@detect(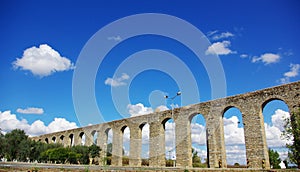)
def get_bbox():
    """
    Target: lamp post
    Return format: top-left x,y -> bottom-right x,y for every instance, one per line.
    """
164,91 -> 181,167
